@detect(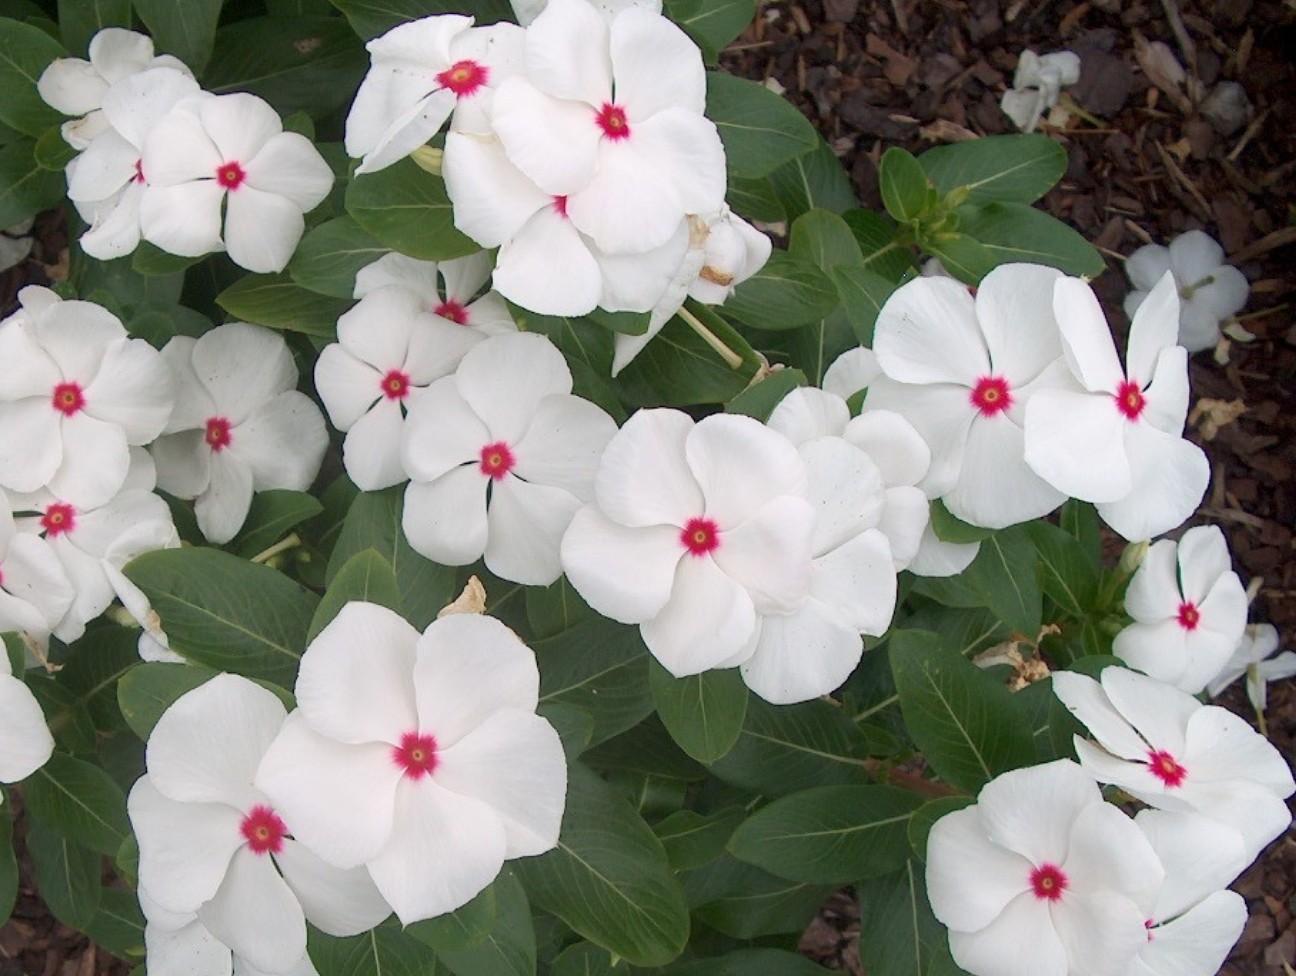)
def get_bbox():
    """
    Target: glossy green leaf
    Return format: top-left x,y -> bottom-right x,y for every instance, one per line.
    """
434,871 -> 535,976
768,139 -> 858,219
346,157 -> 478,261
309,548 -> 402,642
215,272 -> 351,338
889,630 -> 1036,793
1026,521 -> 1100,617
133,0 -> 223,74
789,208 -> 864,272
705,72 -> 818,179
84,887 -> 147,962
963,525 -> 1042,637
123,547 -> 318,686
407,883 -> 496,951
26,822 -> 101,929
919,133 -> 1066,205
906,795 -> 975,862
0,137 -> 64,226
652,806 -> 744,871
724,366 -> 804,422
922,232 -> 997,286
928,499 -> 994,545
309,920 -> 442,976
55,625 -> 140,732
22,751 -> 130,855
833,264 -> 899,347
0,806 -> 15,920
879,147 -> 934,224
535,618 -> 653,747
723,250 -> 838,331
663,948 -> 832,976
613,305 -> 759,408
726,174 -> 786,223
959,201 -> 1105,277
117,662 -> 220,740
856,860 -> 951,976
329,0 -> 513,39
34,123 -> 75,170
131,241 -> 203,276
649,660 -> 747,764
685,855 -> 832,938
233,489 -> 325,560
515,765 -> 689,966
0,17 -> 64,137
288,215 -> 388,298
550,942 -> 620,976
57,0 -> 131,54
842,209 -> 914,281
525,576 -> 594,641
662,0 -> 753,61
